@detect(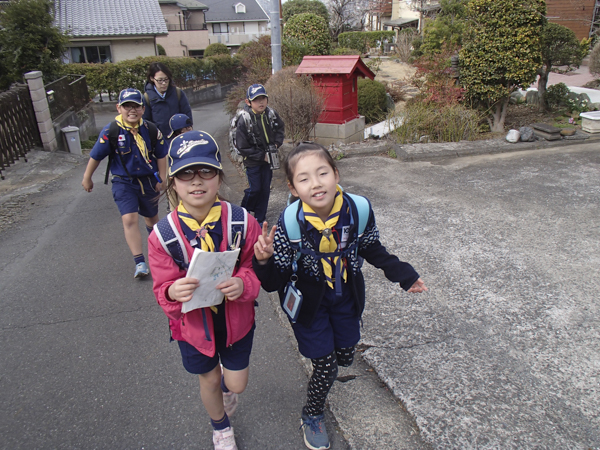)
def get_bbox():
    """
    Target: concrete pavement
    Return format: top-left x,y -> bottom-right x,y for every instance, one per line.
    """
1,105 -> 599,449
